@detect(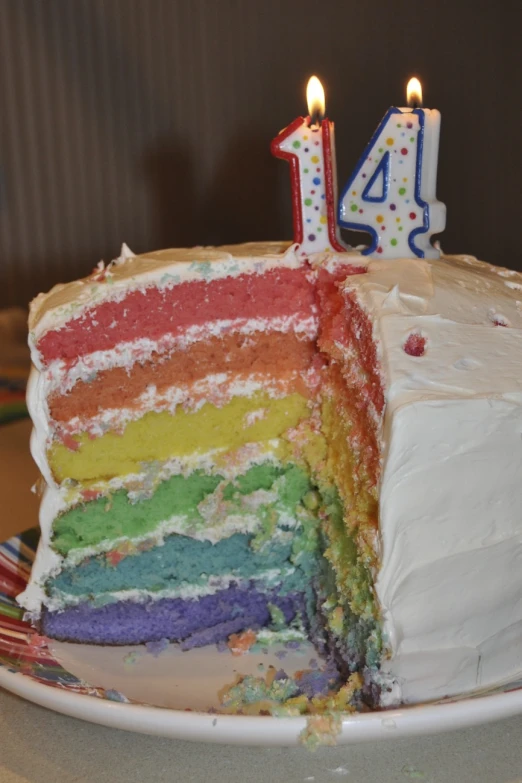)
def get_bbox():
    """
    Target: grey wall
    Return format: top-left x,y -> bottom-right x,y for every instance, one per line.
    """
1,0 -> 521,307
